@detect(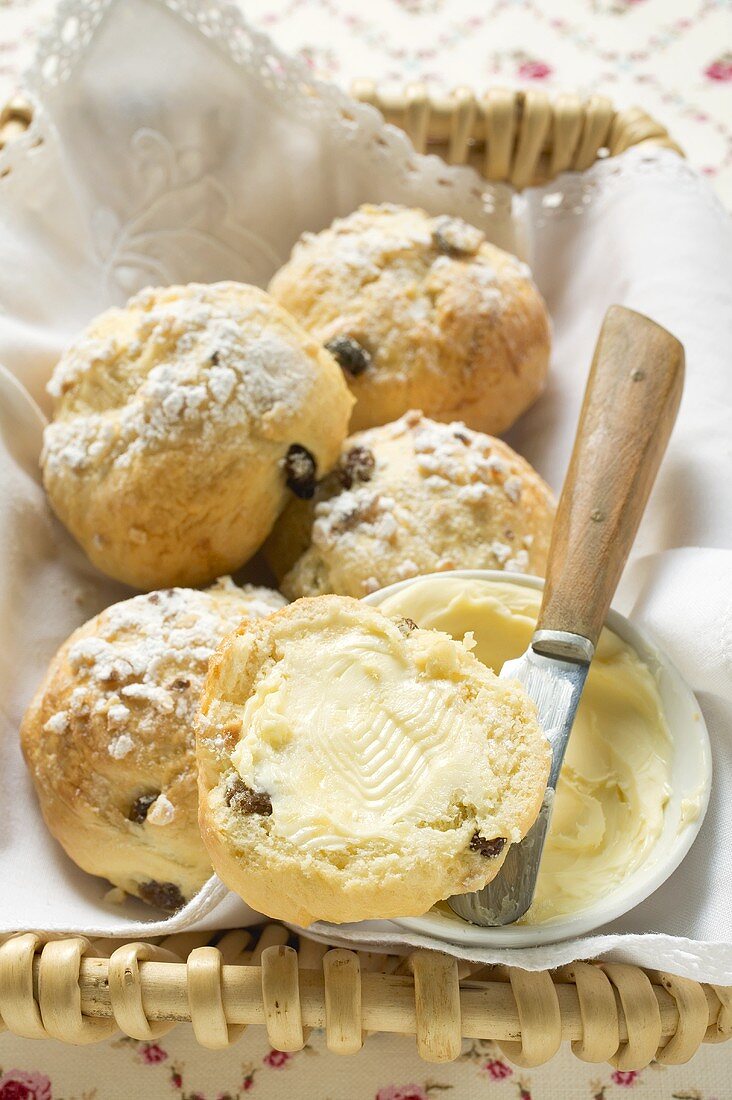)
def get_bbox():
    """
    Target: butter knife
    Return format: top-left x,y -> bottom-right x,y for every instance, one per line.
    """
449,305 -> 684,926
